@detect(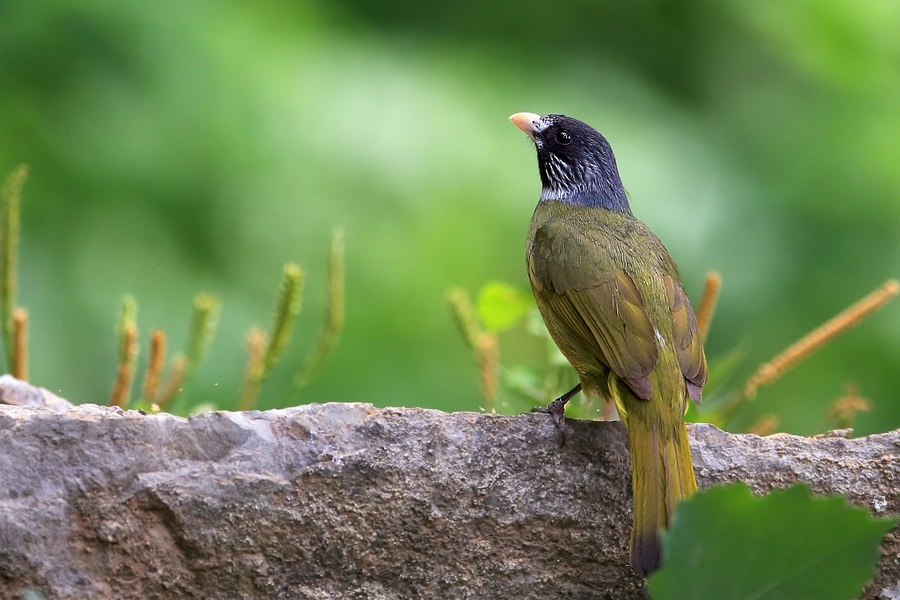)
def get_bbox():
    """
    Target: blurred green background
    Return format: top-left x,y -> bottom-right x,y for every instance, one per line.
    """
1,0 -> 898,434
